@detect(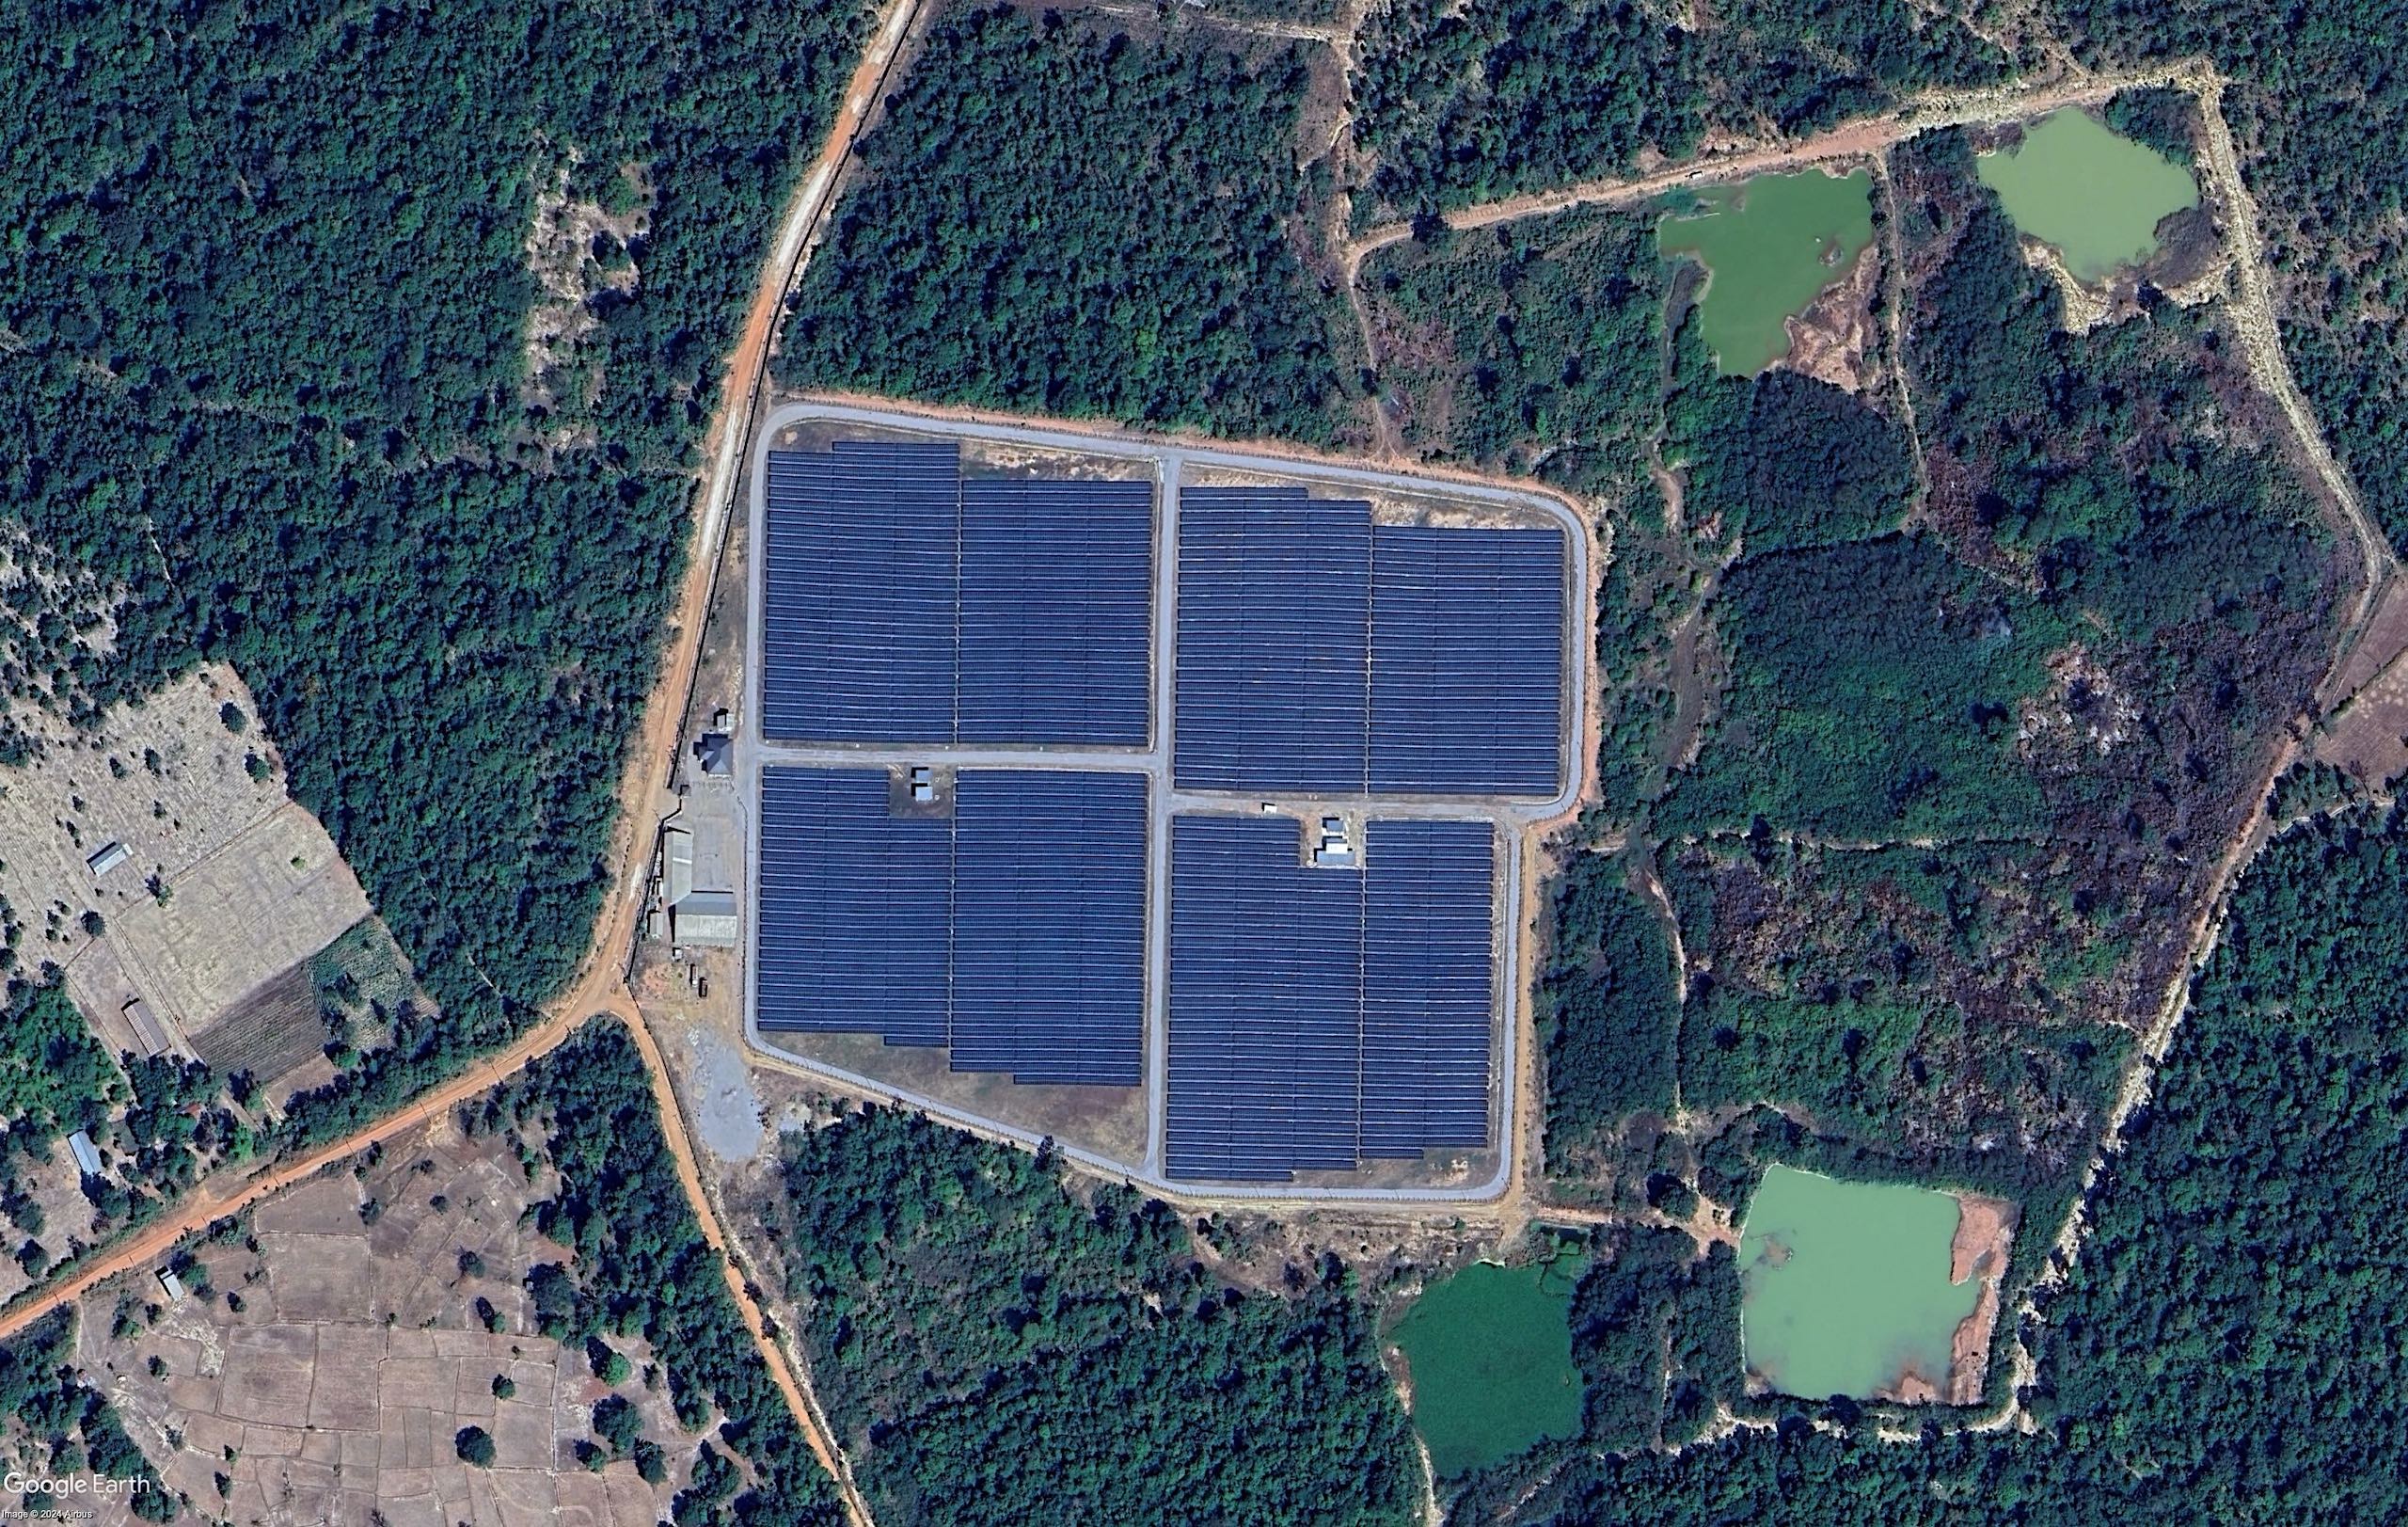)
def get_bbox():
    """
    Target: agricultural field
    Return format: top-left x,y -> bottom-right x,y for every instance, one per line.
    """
0,664 -> 369,1069
0,1022 -> 834,1526
65,1131 -> 687,1527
